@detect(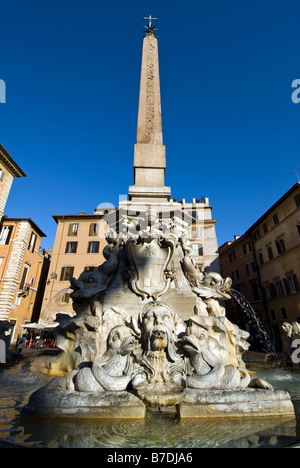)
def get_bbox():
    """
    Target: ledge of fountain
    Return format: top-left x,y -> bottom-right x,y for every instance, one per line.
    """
179,388 -> 296,418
